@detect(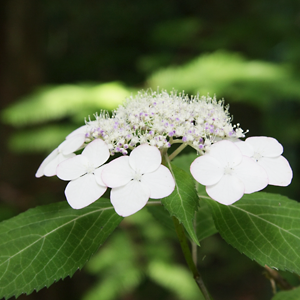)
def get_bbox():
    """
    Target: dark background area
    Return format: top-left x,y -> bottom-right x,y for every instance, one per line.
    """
1,0 -> 300,299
